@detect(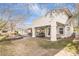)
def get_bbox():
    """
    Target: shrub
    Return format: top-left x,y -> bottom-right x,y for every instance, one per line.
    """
65,41 -> 79,54
0,35 -> 8,41
14,31 -> 19,35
